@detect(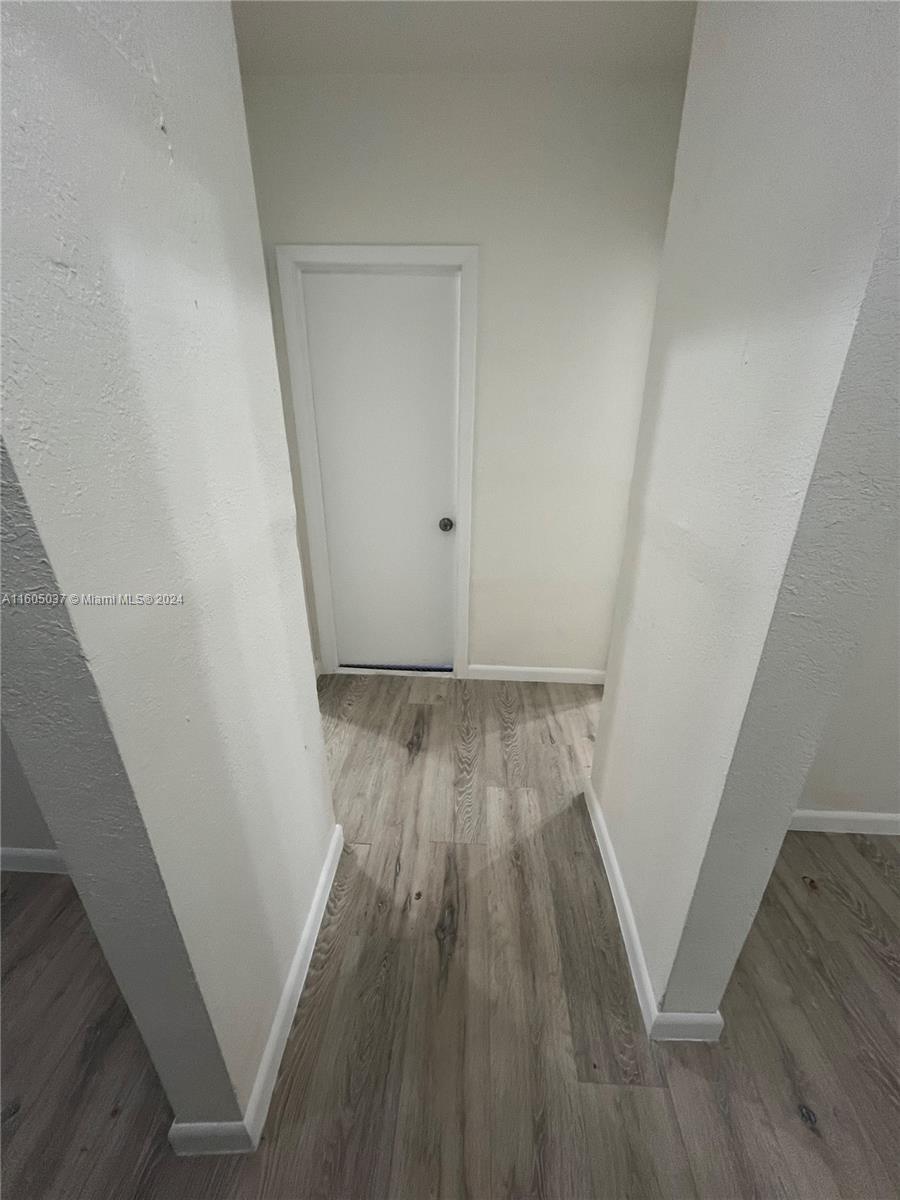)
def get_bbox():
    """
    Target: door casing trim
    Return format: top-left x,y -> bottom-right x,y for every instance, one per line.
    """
276,243 -> 478,677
